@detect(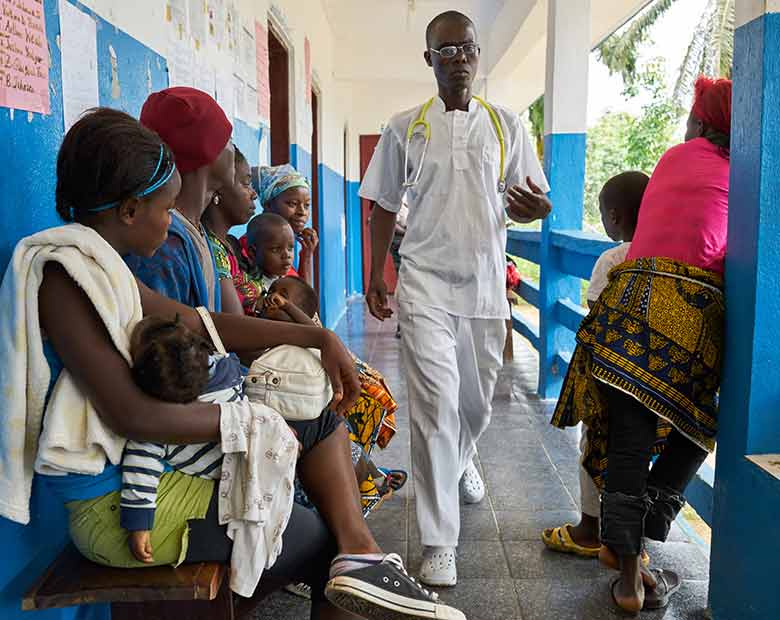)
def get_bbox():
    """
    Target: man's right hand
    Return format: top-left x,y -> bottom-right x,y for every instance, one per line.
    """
366,278 -> 393,321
